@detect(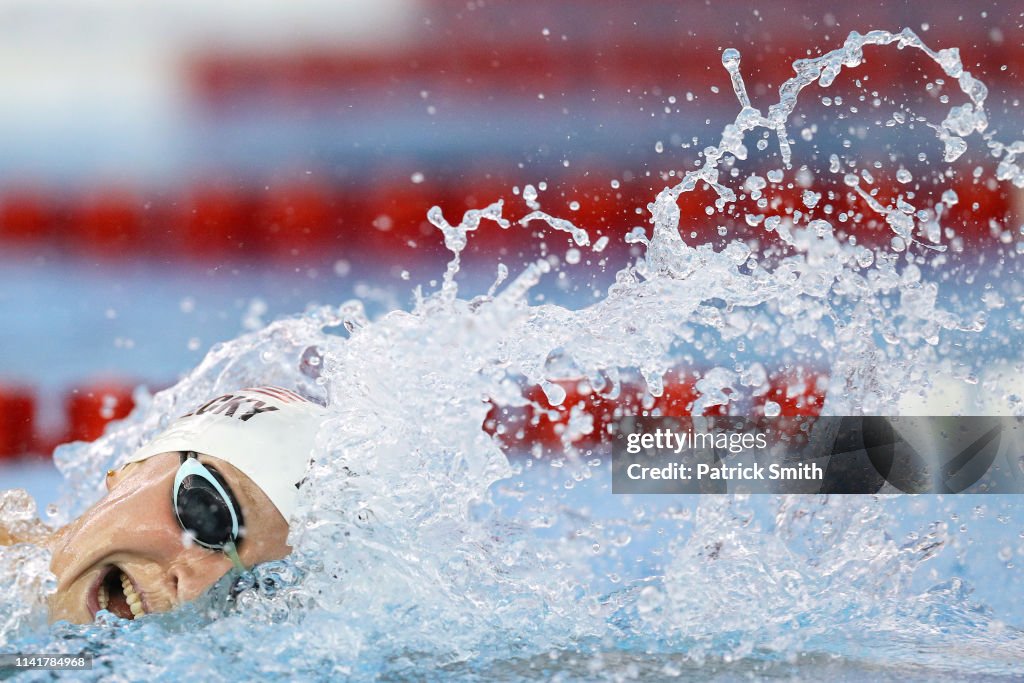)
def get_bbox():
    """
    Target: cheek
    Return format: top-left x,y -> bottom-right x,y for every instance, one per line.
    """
241,521 -> 292,566
73,498 -> 180,555
50,480 -> 181,582
48,513 -> 116,584
46,573 -> 92,625
47,524 -> 78,577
